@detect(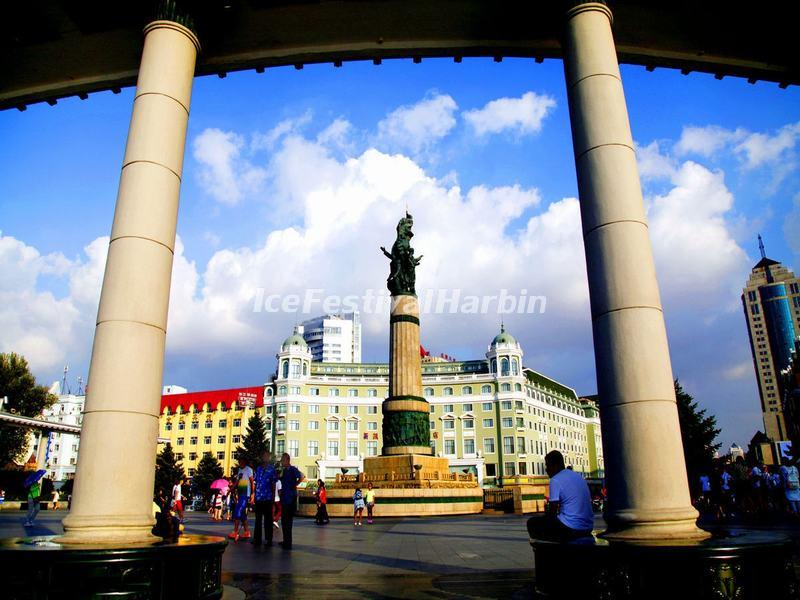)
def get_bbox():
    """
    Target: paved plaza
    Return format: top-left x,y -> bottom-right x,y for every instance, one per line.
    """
0,510 -> 549,598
